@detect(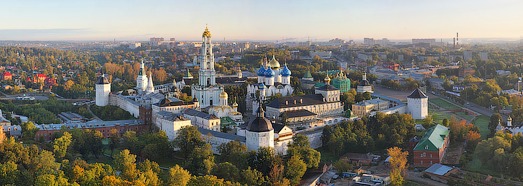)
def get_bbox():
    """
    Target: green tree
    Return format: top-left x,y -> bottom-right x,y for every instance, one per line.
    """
53,132 -> 72,159
21,121 -> 38,140
287,134 -> 321,168
284,155 -> 307,186
217,141 -> 247,168
167,165 -> 191,186
173,126 -> 205,159
489,113 -> 502,137
240,167 -> 265,186
187,143 -> 215,175
212,162 -> 240,182
333,159 -> 352,174
188,175 -> 225,186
